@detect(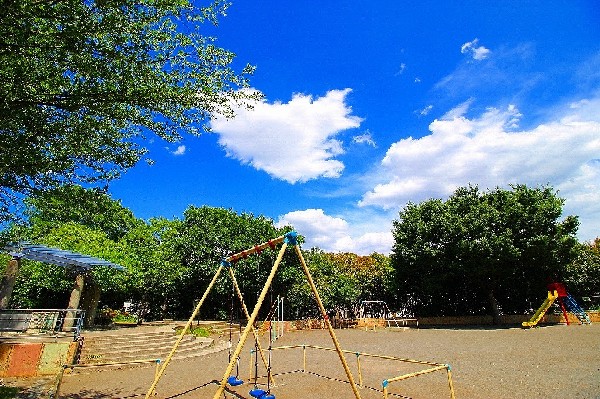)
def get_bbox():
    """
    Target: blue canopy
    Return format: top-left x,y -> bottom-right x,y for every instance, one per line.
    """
4,242 -> 124,271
